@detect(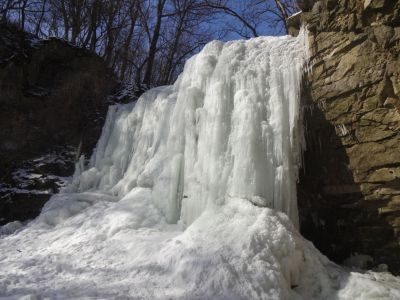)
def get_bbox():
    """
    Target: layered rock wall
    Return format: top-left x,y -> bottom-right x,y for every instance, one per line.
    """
0,23 -> 117,224
0,23 -> 117,169
295,0 -> 400,273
